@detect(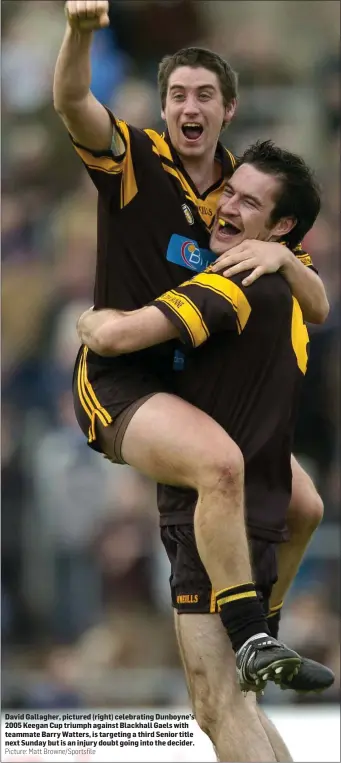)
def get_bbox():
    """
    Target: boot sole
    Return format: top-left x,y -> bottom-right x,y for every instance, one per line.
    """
239,656 -> 301,694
